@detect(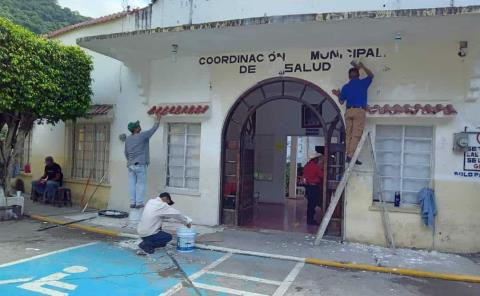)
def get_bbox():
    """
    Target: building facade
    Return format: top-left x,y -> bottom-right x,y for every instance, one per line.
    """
23,1 -> 480,253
